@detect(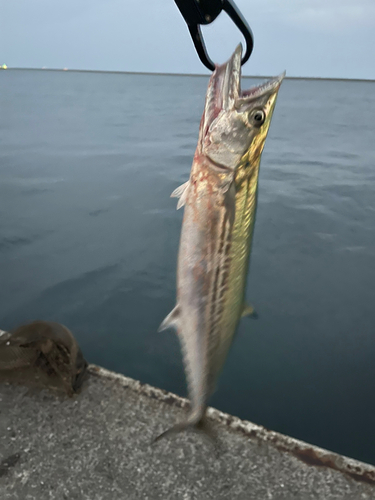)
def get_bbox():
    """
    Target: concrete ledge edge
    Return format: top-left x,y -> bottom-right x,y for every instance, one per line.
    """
88,364 -> 375,485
